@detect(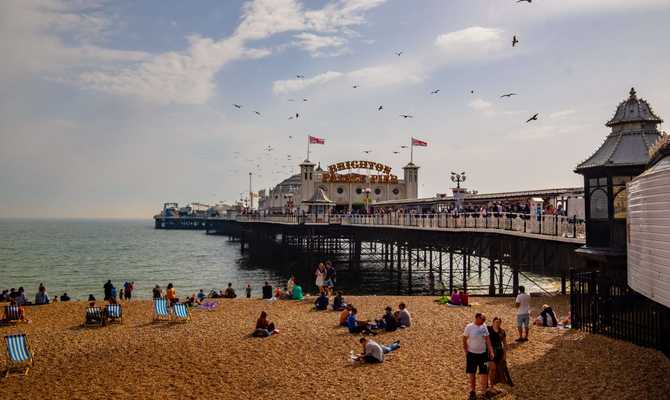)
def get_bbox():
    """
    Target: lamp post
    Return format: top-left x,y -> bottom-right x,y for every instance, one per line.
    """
450,171 -> 466,188
363,187 -> 372,214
